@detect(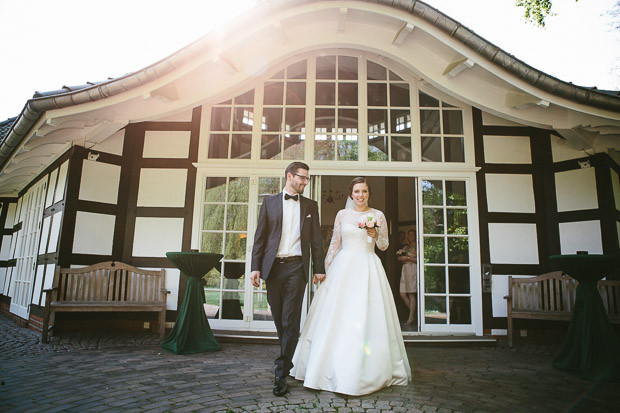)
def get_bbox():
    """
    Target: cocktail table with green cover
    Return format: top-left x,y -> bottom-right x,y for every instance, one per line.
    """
549,254 -> 620,381
162,252 -> 222,354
